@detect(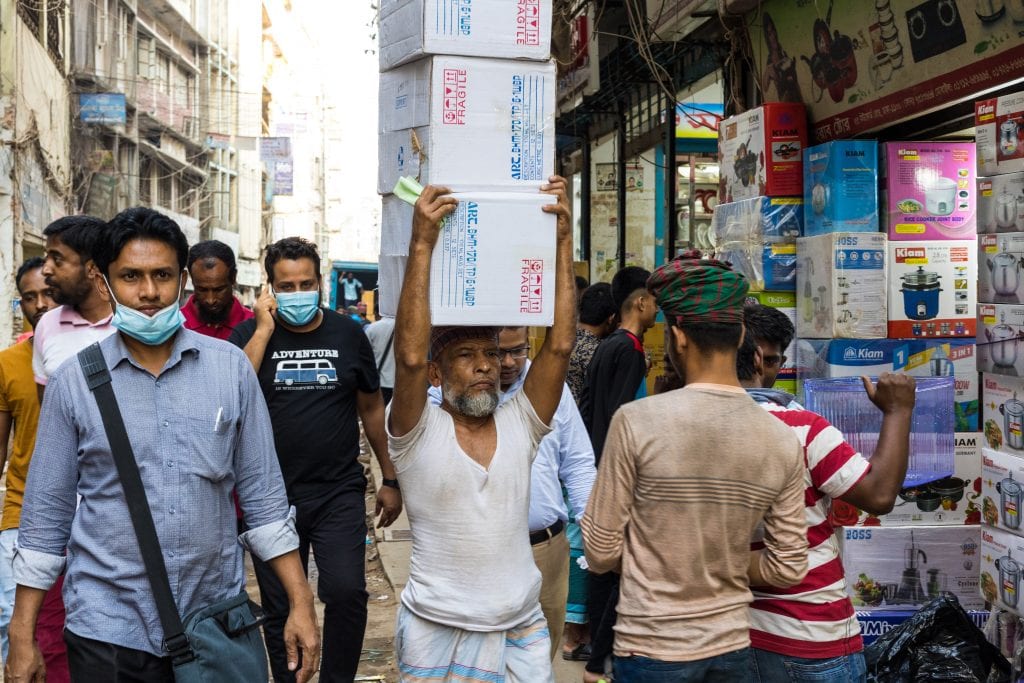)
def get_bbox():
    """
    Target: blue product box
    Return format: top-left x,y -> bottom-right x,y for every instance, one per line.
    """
713,197 -> 802,291
856,610 -> 988,646
804,140 -> 880,235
